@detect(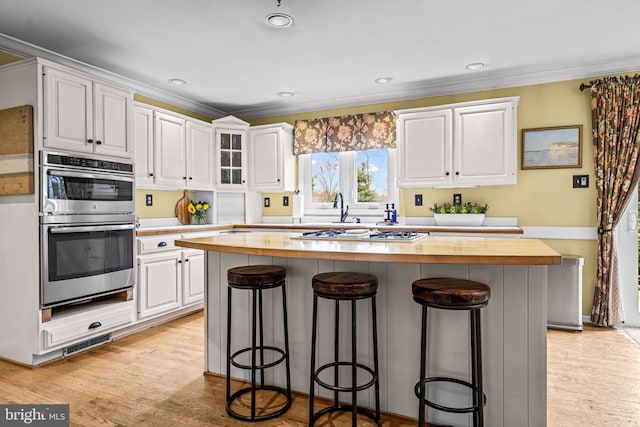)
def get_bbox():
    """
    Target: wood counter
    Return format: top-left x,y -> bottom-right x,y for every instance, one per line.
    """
176,231 -> 558,265
176,232 -> 559,426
